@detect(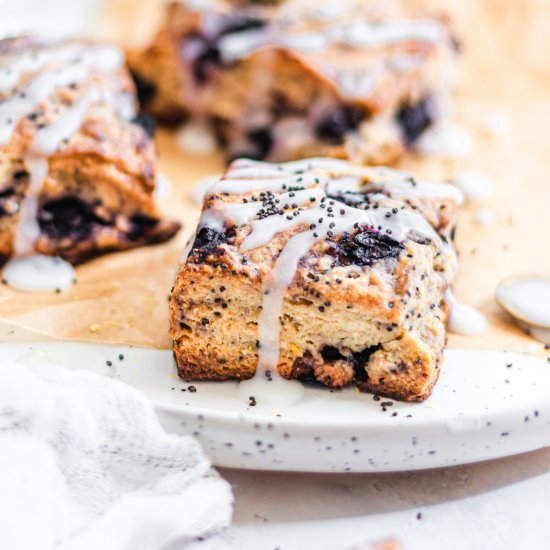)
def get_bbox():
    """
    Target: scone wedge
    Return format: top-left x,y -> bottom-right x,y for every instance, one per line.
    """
0,36 -> 180,265
170,158 -> 462,402
129,0 -> 457,164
